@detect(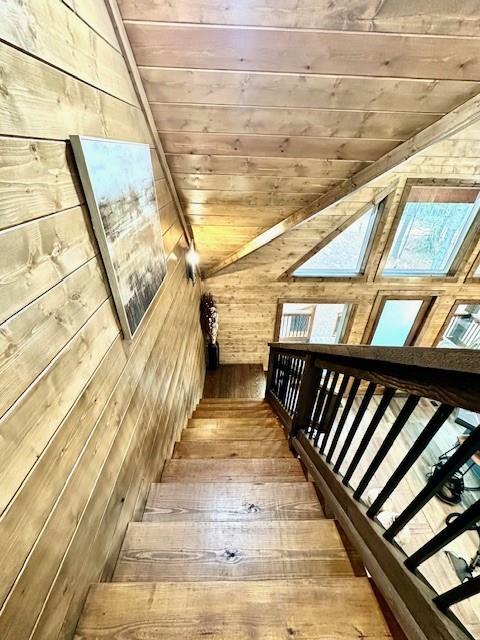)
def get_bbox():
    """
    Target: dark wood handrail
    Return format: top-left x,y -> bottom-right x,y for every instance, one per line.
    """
269,342 -> 480,375
269,342 -> 480,412
266,341 -> 480,640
